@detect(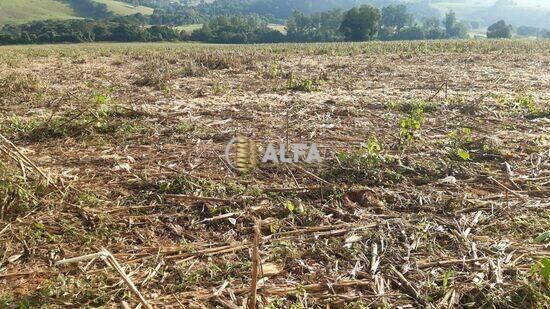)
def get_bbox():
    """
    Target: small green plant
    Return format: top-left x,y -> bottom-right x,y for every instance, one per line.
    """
285,200 -> 295,213
0,293 -> 14,307
399,101 -> 425,143
326,136 -> 388,183
287,74 -> 323,92
510,90 -> 549,119
264,62 -> 282,79
267,297 -> 285,309
0,116 -> 39,137
177,121 -> 196,135
0,163 -> 48,220
337,136 -> 384,167
535,231 -> 550,243
531,258 -> 550,283
513,90 -> 536,112
386,100 -> 398,110
359,136 -> 383,164
442,269 -> 454,290
445,127 -> 473,161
